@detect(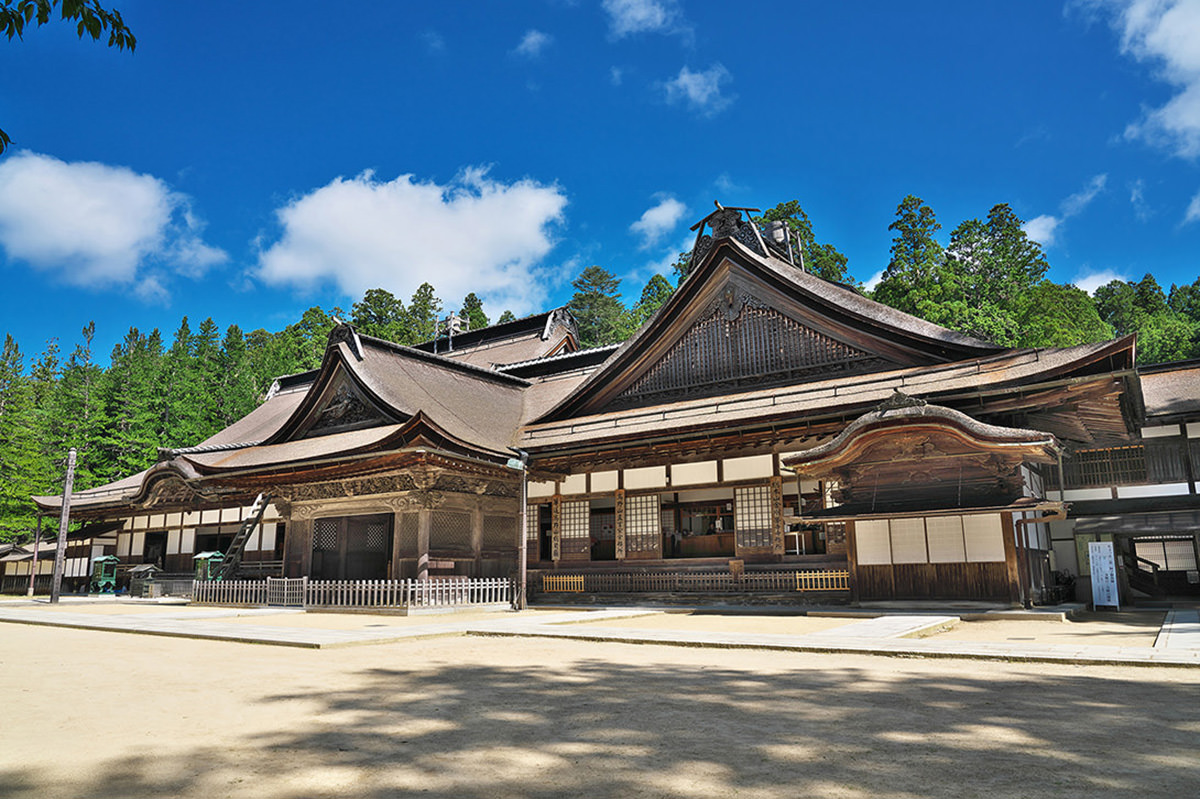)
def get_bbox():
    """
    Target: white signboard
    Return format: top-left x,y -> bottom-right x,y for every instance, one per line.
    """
1089,541 -> 1120,610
